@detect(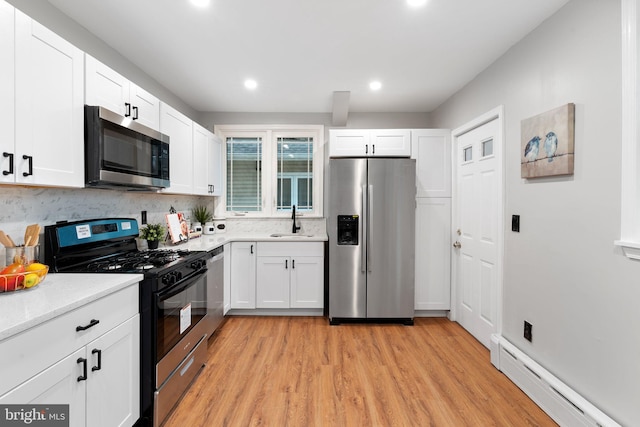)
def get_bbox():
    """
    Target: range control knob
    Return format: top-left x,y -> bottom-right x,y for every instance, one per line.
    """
161,273 -> 175,286
190,259 -> 206,270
